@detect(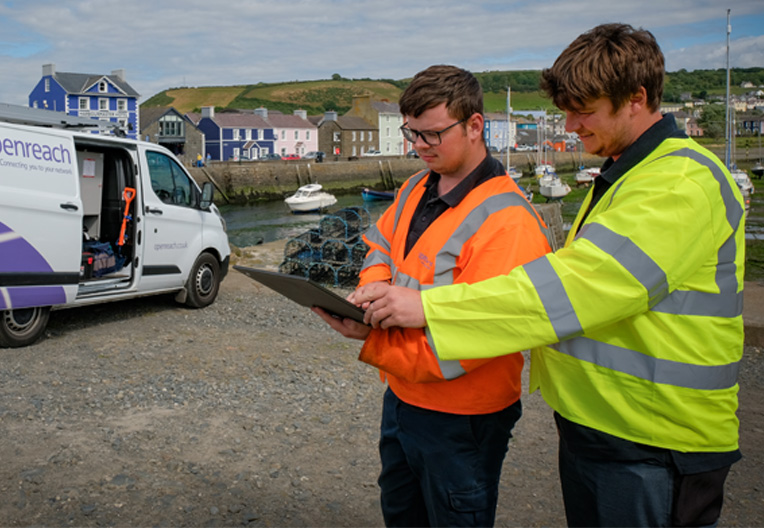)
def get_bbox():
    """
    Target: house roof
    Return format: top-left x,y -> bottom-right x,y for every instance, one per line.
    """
139,107 -> 200,132
371,101 -> 400,114
206,112 -> 271,129
263,111 -> 317,129
334,116 -> 376,130
53,71 -> 139,97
